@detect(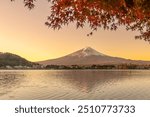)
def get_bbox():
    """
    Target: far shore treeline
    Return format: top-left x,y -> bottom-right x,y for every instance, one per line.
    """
44,64 -> 150,70
1,64 -> 150,70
